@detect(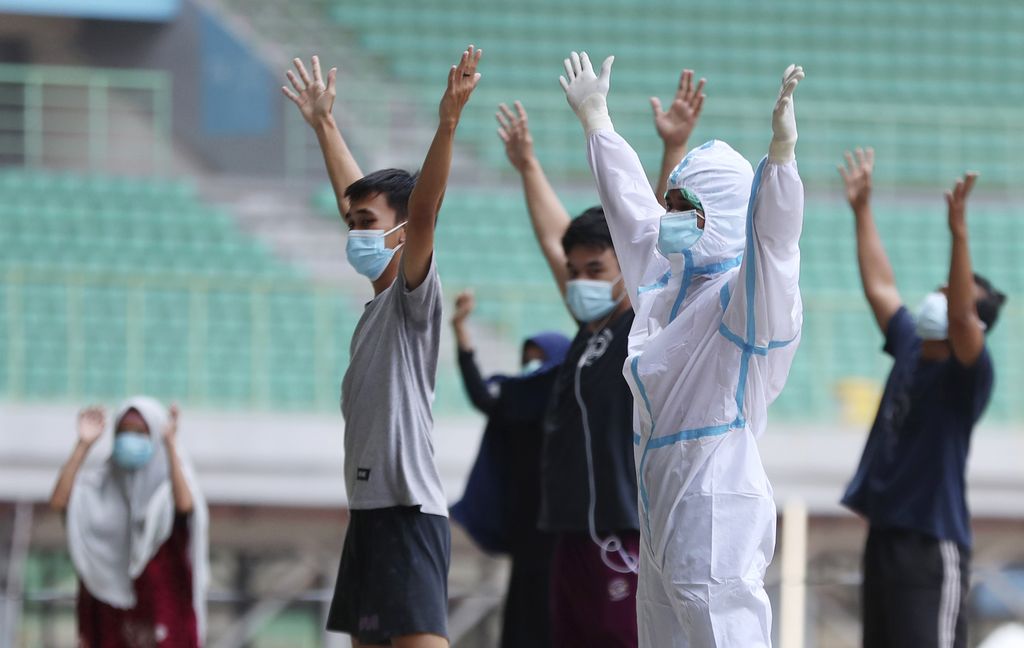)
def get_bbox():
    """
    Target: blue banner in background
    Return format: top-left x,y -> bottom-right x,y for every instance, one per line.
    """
200,11 -> 274,137
0,0 -> 179,21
